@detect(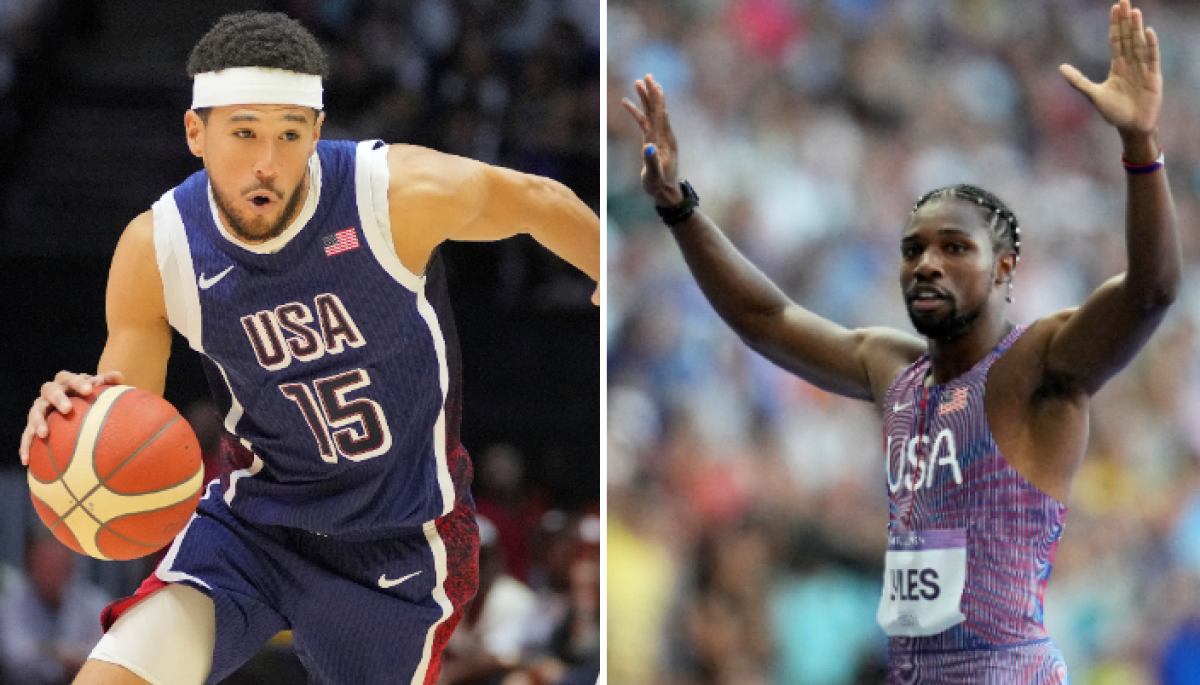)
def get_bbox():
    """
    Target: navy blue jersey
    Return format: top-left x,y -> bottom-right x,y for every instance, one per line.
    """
151,140 -> 472,535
